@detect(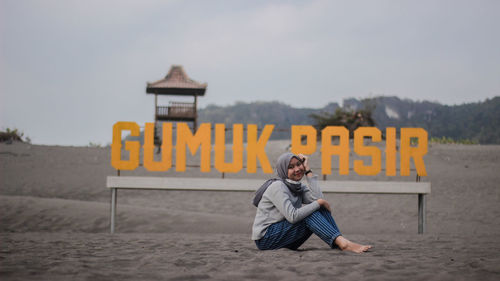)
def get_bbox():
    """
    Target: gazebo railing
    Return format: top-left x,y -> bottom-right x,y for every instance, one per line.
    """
156,102 -> 196,119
